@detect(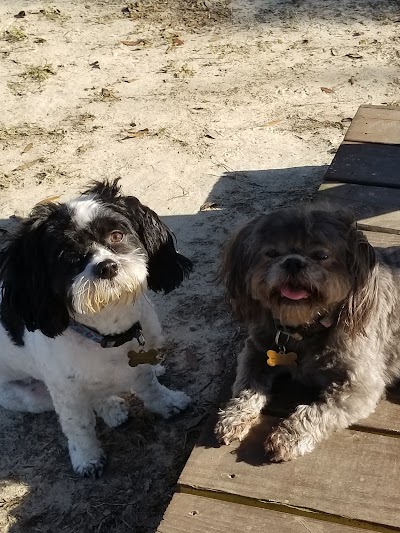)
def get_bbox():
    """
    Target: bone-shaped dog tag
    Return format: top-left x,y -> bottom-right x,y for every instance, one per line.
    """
127,349 -> 160,367
267,349 -> 297,367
